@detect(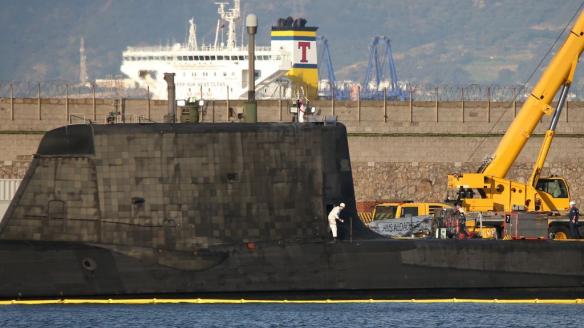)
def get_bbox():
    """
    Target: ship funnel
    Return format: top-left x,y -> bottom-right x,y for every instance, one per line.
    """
163,73 -> 176,123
